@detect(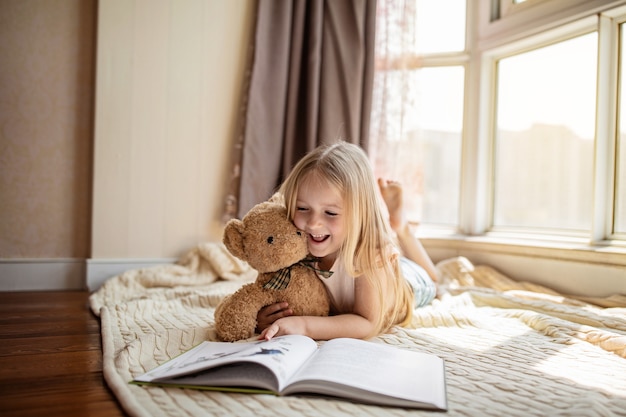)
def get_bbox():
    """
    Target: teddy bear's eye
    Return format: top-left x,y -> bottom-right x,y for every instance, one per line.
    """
296,231 -> 302,236
267,236 -> 274,244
